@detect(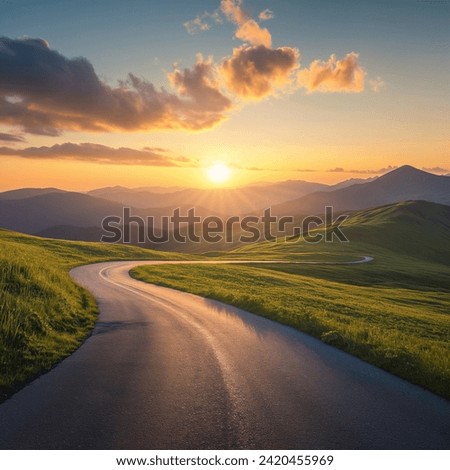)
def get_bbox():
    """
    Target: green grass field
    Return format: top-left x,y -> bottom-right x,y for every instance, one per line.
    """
0,228 -> 186,401
132,201 -> 450,399
1,200 -> 449,401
